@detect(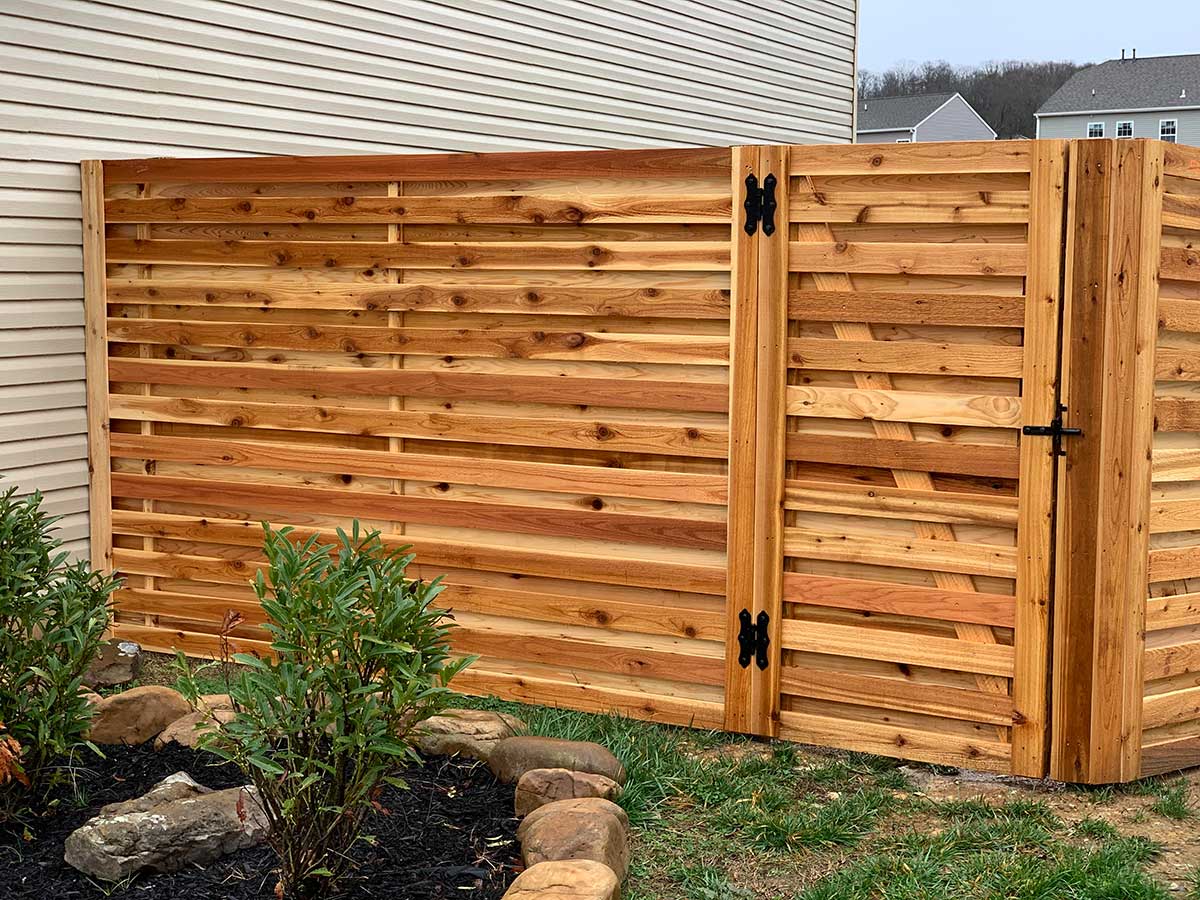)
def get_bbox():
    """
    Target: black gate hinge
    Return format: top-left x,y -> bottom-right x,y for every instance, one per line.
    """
737,608 -> 770,671
743,173 -> 778,237
1022,405 -> 1082,455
